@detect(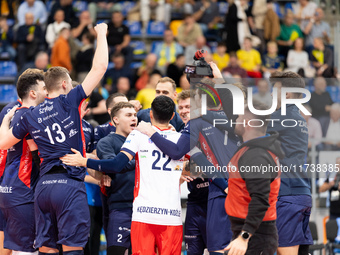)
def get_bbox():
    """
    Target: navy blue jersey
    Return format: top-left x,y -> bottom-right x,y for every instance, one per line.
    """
268,105 -> 311,196
12,85 -> 88,181
96,133 -> 135,210
137,108 -> 185,132
0,100 -> 22,180
93,122 -> 116,150
82,119 -> 94,153
187,178 -> 209,205
0,107 -> 39,208
189,112 -> 241,200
